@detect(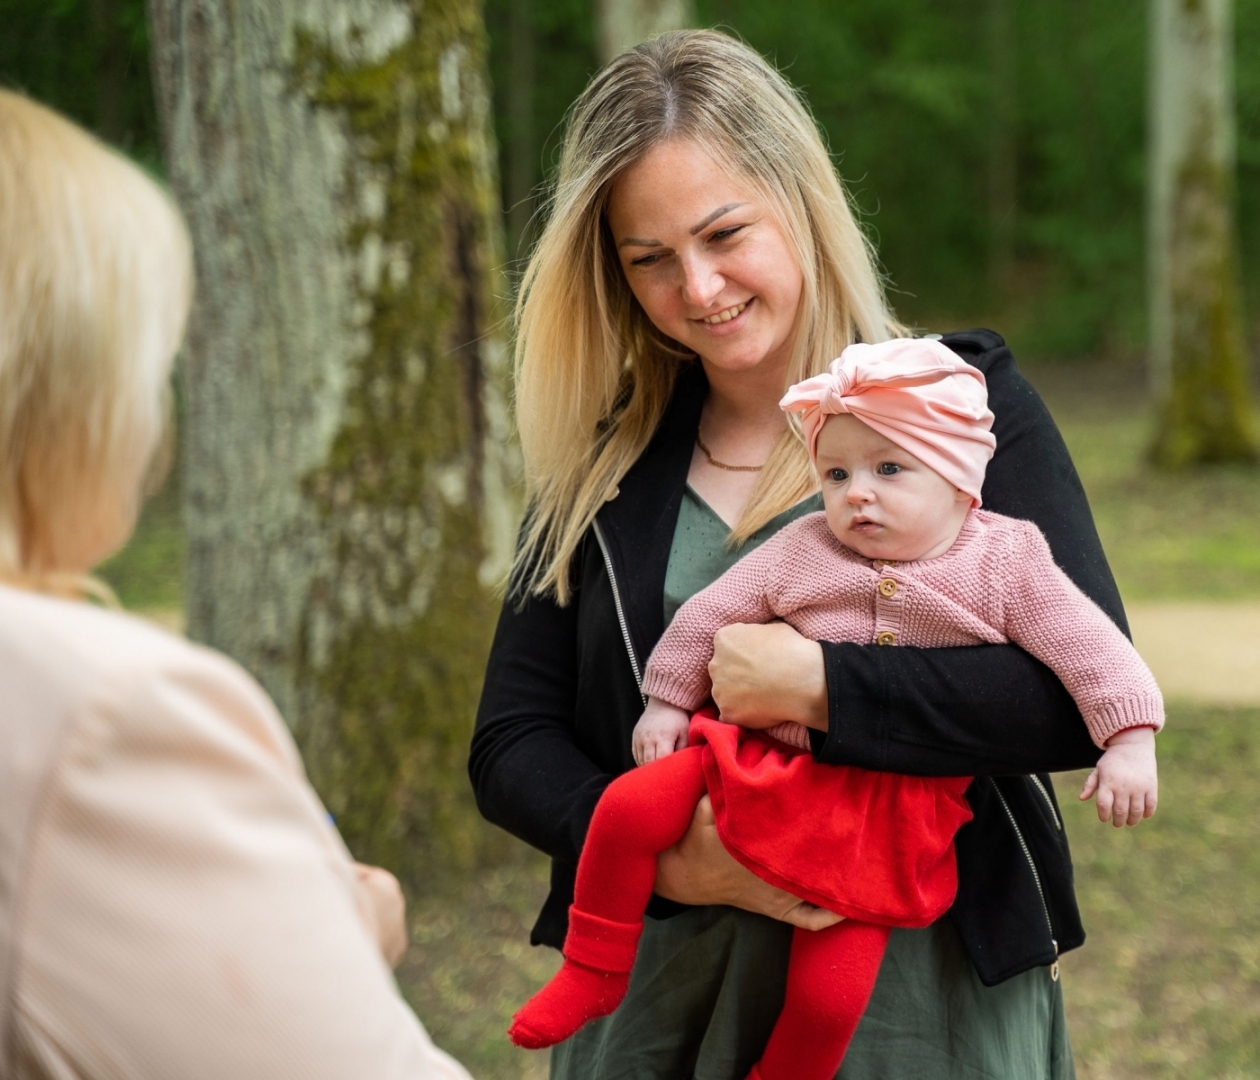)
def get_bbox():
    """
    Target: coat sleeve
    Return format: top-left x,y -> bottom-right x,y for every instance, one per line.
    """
10,648 -> 471,1080
814,331 -> 1123,776
469,557 -> 613,868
